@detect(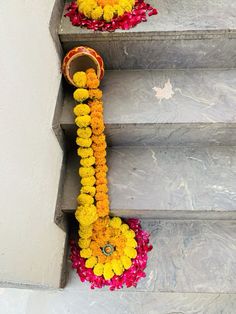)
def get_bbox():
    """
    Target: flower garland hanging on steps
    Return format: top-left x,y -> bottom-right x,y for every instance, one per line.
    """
66,64 -> 152,289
